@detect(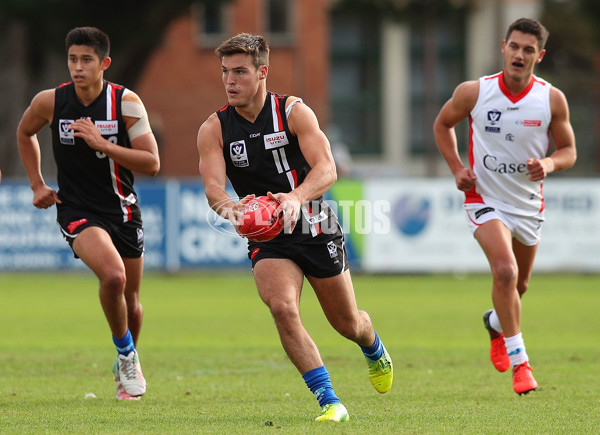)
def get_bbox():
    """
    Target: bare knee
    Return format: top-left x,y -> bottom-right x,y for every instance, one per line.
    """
492,262 -> 518,288
100,270 -> 127,298
267,299 -> 300,327
516,279 -> 529,297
